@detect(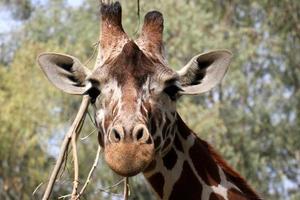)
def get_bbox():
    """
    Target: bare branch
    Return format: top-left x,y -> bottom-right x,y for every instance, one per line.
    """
42,96 -> 90,200
100,178 -> 125,191
87,110 -> 97,127
123,178 -> 129,200
71,132 -> 79,199
58,194 -> 72,199
80,128 -> 97,140
32,182 -> 43,197
75,146 -> 102,199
